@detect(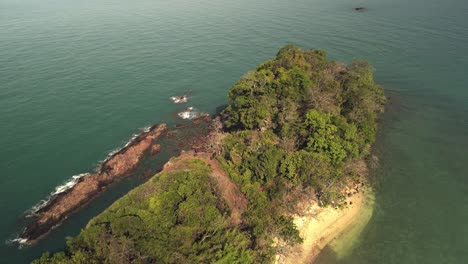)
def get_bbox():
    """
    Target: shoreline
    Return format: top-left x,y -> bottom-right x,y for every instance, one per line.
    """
19,116 -> 215,245
276,189 -> 366,264
20,124 -> 167,244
